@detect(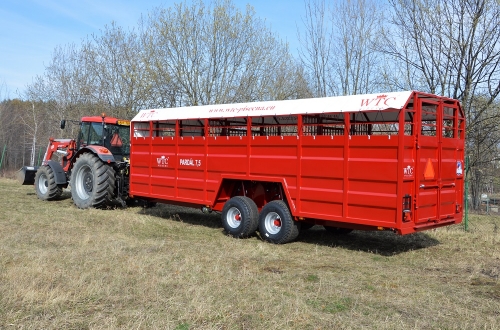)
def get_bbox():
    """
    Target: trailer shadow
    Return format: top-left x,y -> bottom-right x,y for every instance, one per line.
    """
136,203 -> 222,228
138,203 -> 440,257
298,227 -> 441,256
